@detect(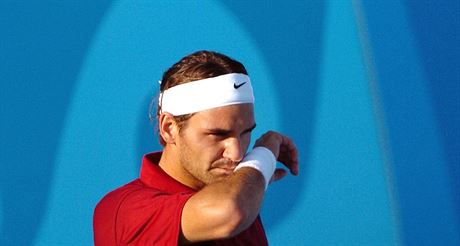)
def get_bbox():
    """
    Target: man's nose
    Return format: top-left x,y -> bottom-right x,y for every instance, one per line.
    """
223,137 -> 244,163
